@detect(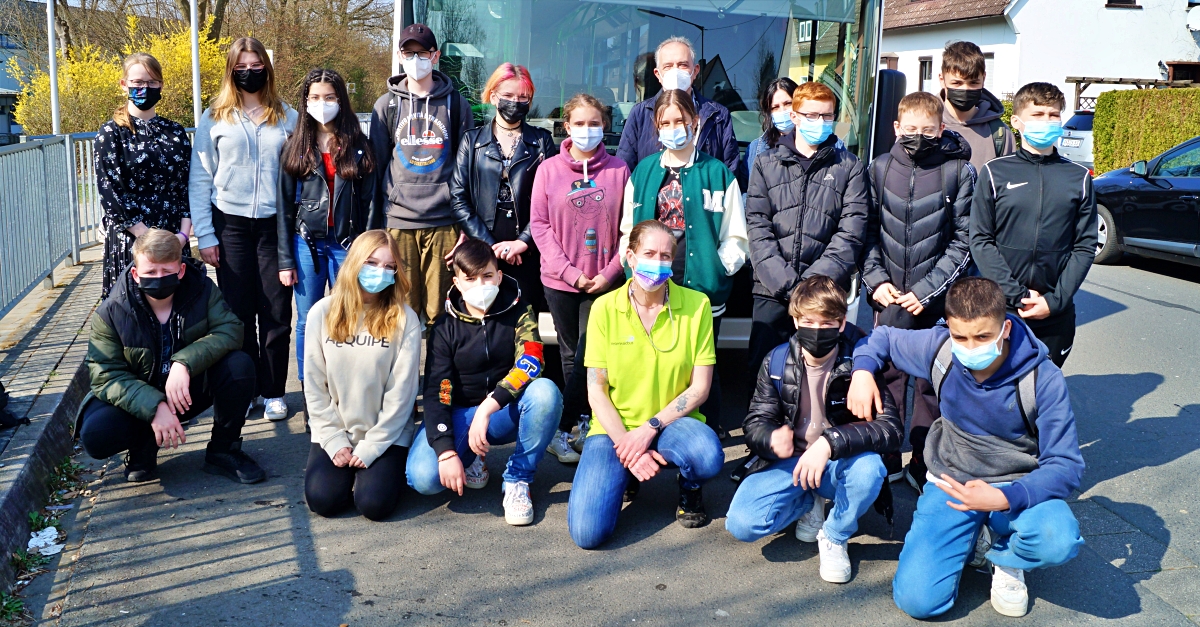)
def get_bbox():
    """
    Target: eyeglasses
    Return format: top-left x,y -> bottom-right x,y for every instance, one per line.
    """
233,63 -> 266,72
307,94 -> 339,104
128,80 -> 163,89
400,51 -> 433,61
795,111 -> 836,122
